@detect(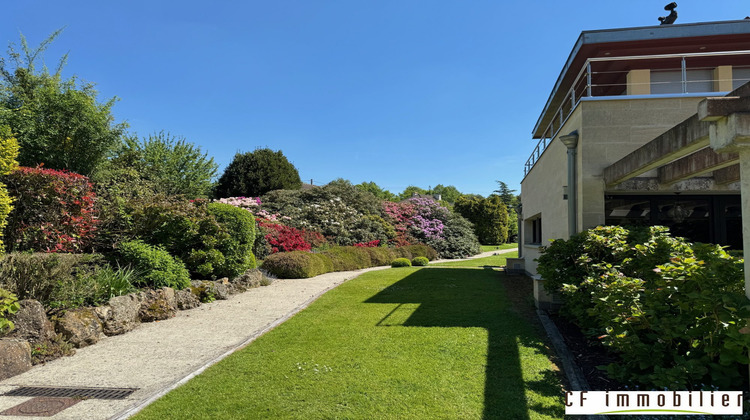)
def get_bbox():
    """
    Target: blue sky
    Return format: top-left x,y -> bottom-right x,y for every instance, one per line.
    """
3,1 -> 749,197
